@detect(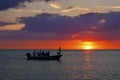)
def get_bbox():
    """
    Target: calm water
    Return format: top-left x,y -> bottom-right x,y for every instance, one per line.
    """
0,50 -> 120,80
